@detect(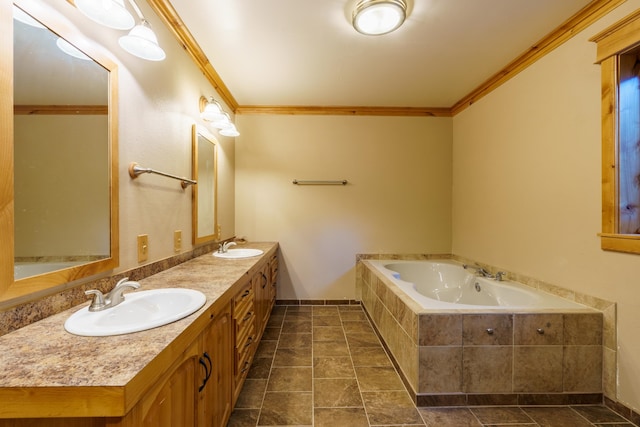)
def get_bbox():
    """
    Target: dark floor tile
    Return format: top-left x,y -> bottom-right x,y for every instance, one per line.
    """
355,366 -> 404,391
313,315 -> 343,326
267,367 -> 312,391
523,407 -> 593,427
254,340 -> 277,359
227,408 -> 260,427
314,378 -> 363,407
350,346 -> 392,367
314,356 -> 355,378
261,327 -> 281,340
470,406 -> 535,424
286,305 -> 312,312
313,306 -> 340,316
266,314 -> 284,328
247,357 -> 272,379
340,311 -> 368,321
313,326 -> 346,342
273,346 -> 312,367
342,321 -> 375,334
572,405 -> 630,424
284,312 -> 312,322
278,332 -> 312,348
258,391 -> 313,426
281,320 -> 312,333
346,330 -> 382,347
362,390 -> 424,425
234,379 -> 267,409
313,340 -> 351,357
419,407 -> 481,427
314,407 -> 369,427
